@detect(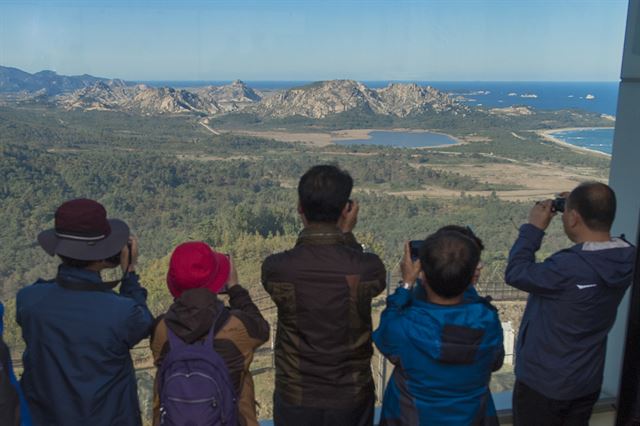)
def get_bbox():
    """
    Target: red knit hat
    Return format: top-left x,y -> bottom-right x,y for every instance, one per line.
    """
167,242 -> 231,298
